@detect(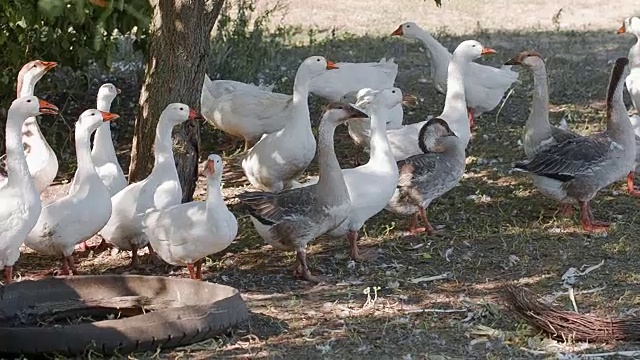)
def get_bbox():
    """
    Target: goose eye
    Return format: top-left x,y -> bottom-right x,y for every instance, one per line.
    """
32,64 -> 37,69
180,107 -> 184,111
472,44 -> 476,47
26,99 -> 31,103
407,25 -> 410,28
392,90 -> 396,94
